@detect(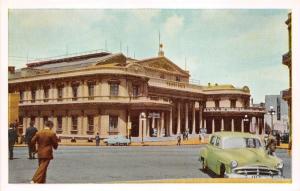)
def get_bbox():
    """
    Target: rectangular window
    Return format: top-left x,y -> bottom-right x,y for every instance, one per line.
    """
230,100 -> 236,108
72,116 -> 78,131
44,87 -> 49,102
19,90 -> 24,103
215,100 -> 220,108
109,115 -> 118,131
31,89 -> 36,103
132,85 -> 139,98
87,115 -> 94,132
110,84 -> 119,96
72,85 -> 78,101
57,116 -> 62,130
88,83 -> 94,100
58,86 -> 63,101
